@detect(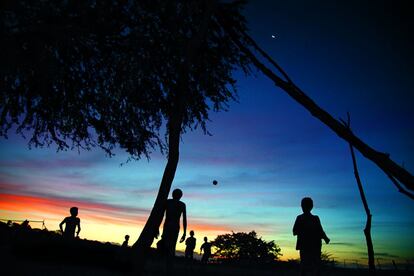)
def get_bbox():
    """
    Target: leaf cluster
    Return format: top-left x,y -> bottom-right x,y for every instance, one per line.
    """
213,231 -> 282,263
0,0 -> 251,158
